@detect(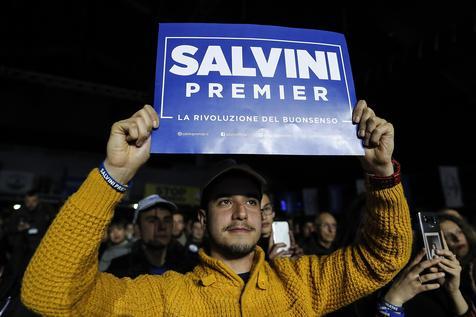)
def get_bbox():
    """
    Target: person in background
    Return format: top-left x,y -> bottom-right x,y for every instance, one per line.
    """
99,218 -> 132,271
257,189 -> 275,257
172,210 -> 187,246
5,190 -> 55,269
106,194 -> 196,278
378,238 -> 476,316
125,222 -> 138,242
297,217 -> 319,255
439,209 -> 476,241
185,219 -> 205,254
314,212 -> 338,255
258,189 -> 303,260
439,214 -> 476,304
